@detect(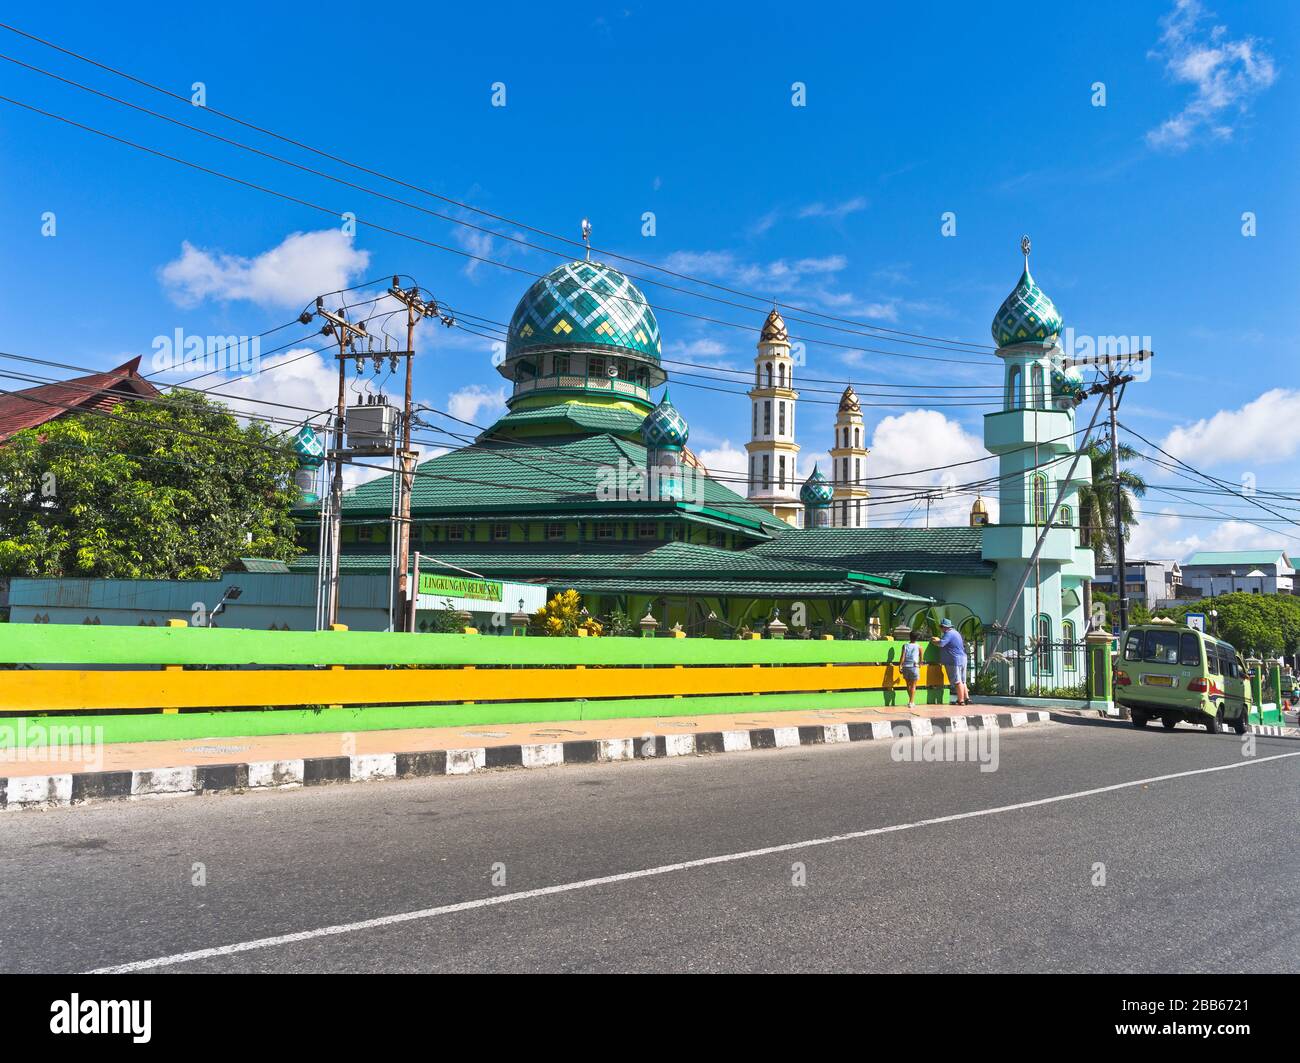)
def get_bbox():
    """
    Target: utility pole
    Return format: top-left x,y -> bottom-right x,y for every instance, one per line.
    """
311,298 -> 370,629
385,279 -> 448,631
